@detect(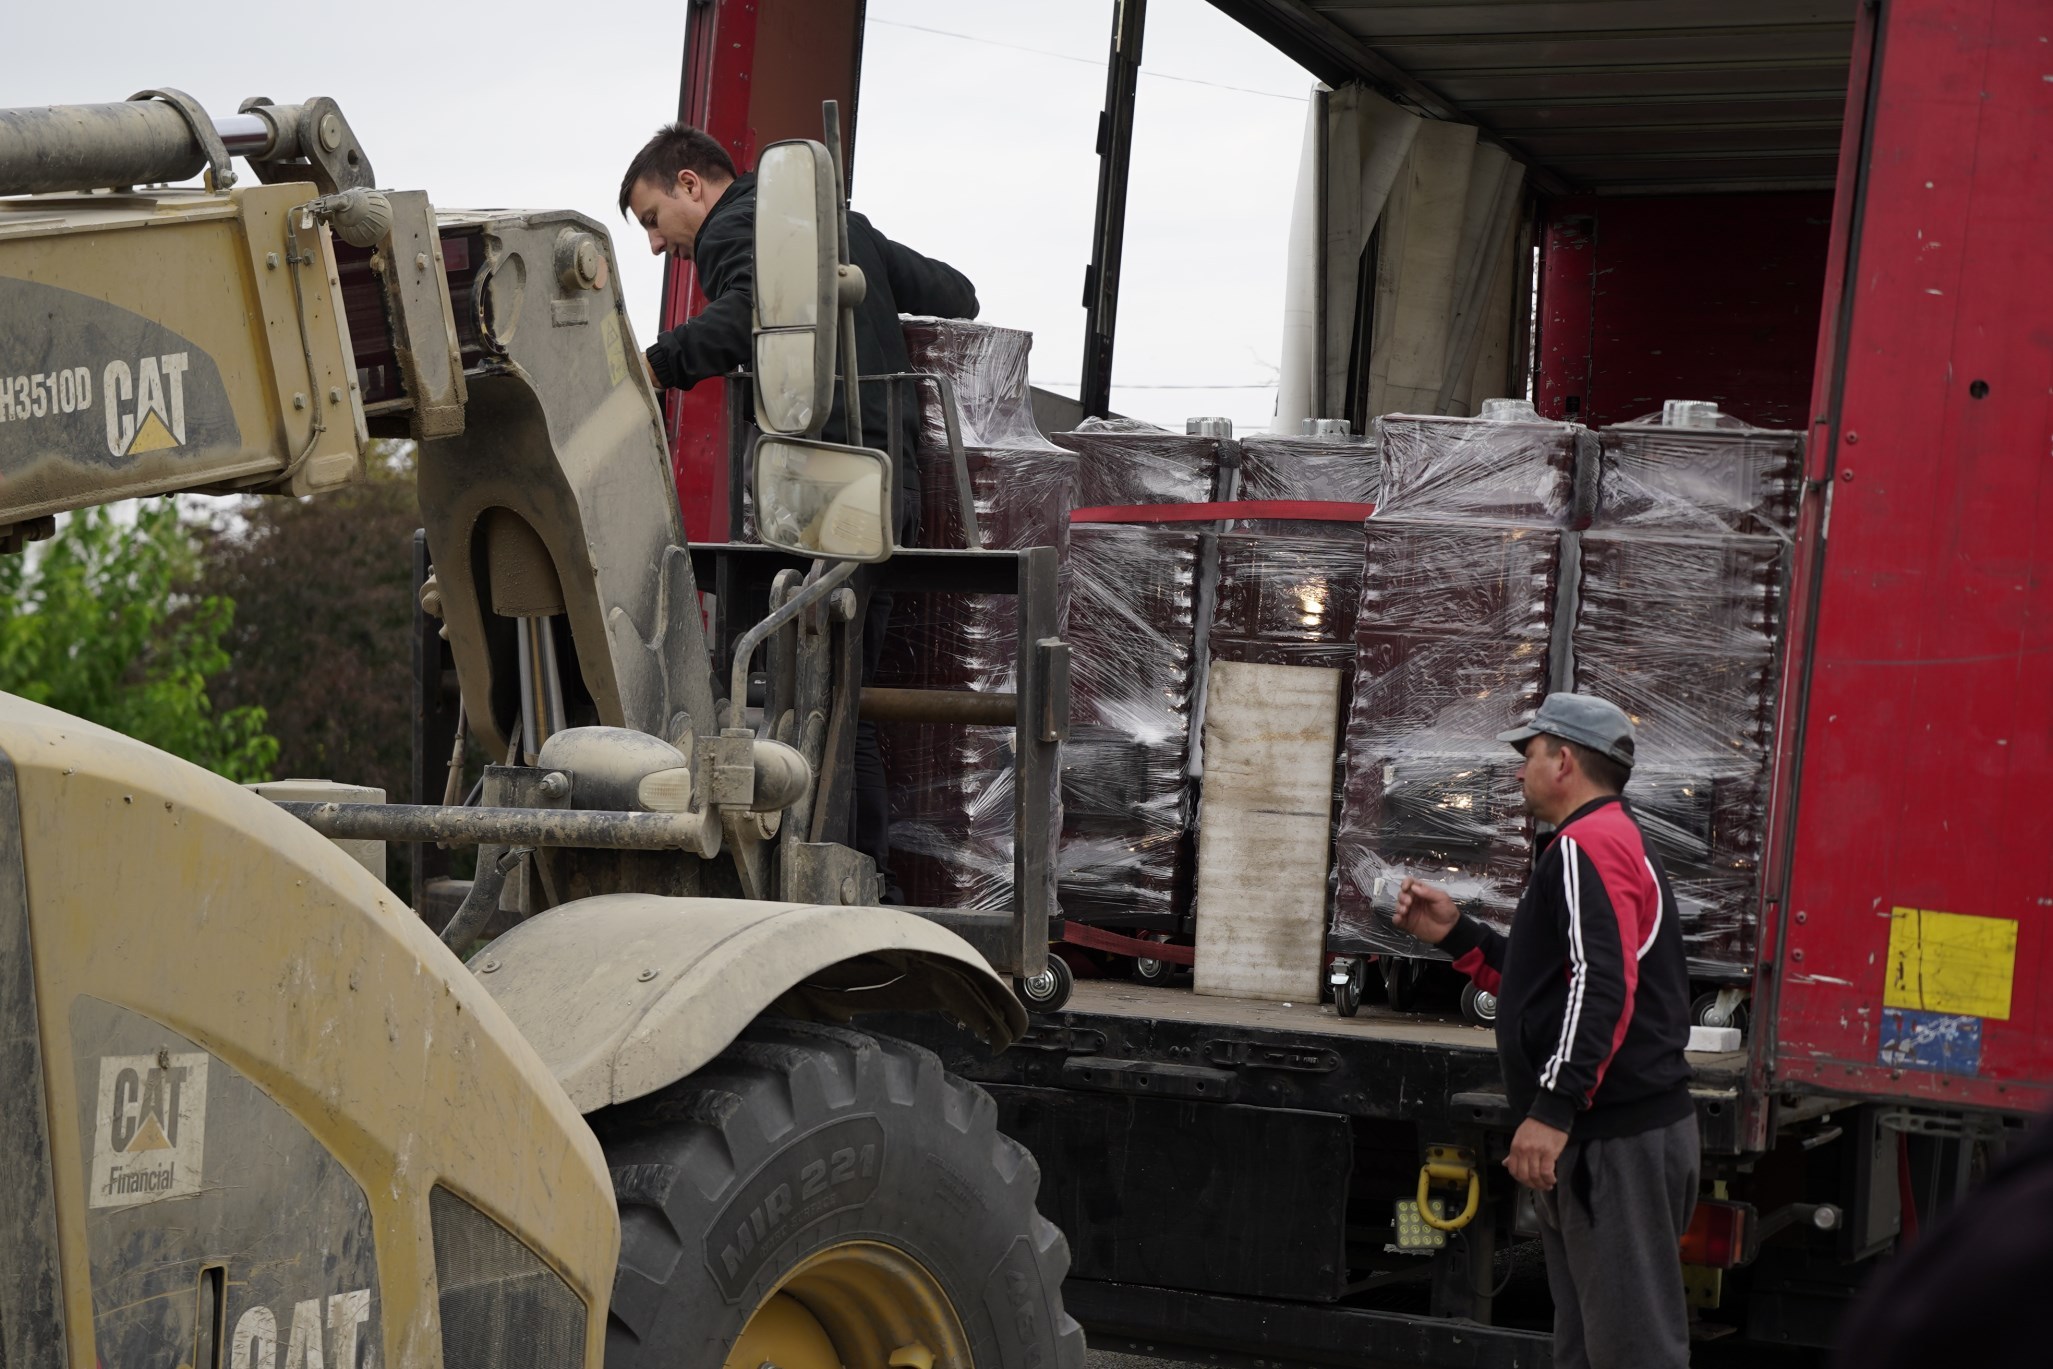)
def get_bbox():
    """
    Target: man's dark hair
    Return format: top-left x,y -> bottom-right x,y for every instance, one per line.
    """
1543,735 -> 1631,794
618,123 -> 738,215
